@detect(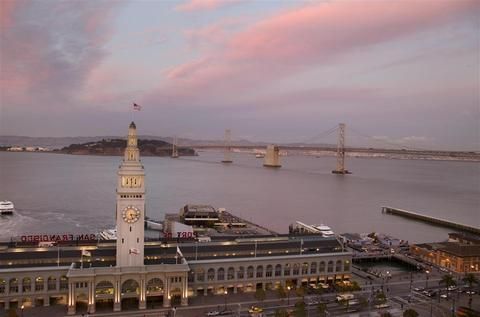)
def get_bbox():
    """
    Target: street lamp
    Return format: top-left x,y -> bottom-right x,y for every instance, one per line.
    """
425,270 -> 430,289
224,289 -> 228,310
287,286 -> 291,306
21,305 -> 24,317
